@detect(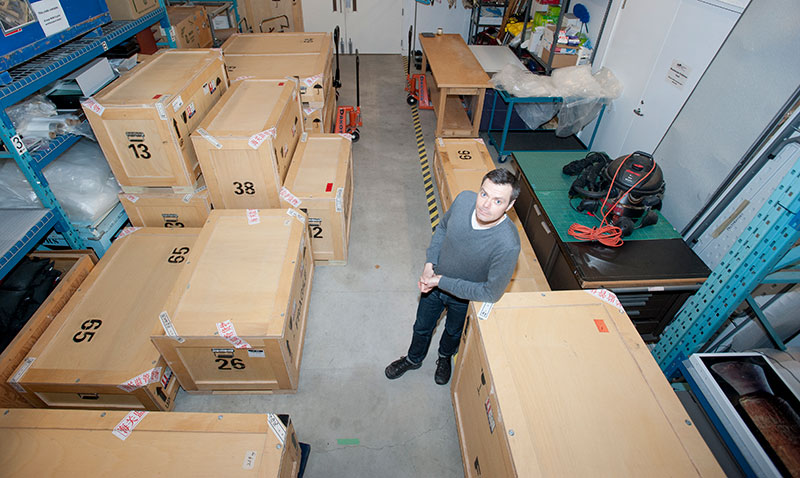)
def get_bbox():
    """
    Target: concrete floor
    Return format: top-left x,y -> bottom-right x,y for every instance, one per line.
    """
175,54 -> 468,477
